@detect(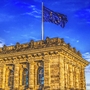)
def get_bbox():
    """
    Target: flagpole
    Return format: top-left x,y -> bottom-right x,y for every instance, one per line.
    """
42,2 -> 44,40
